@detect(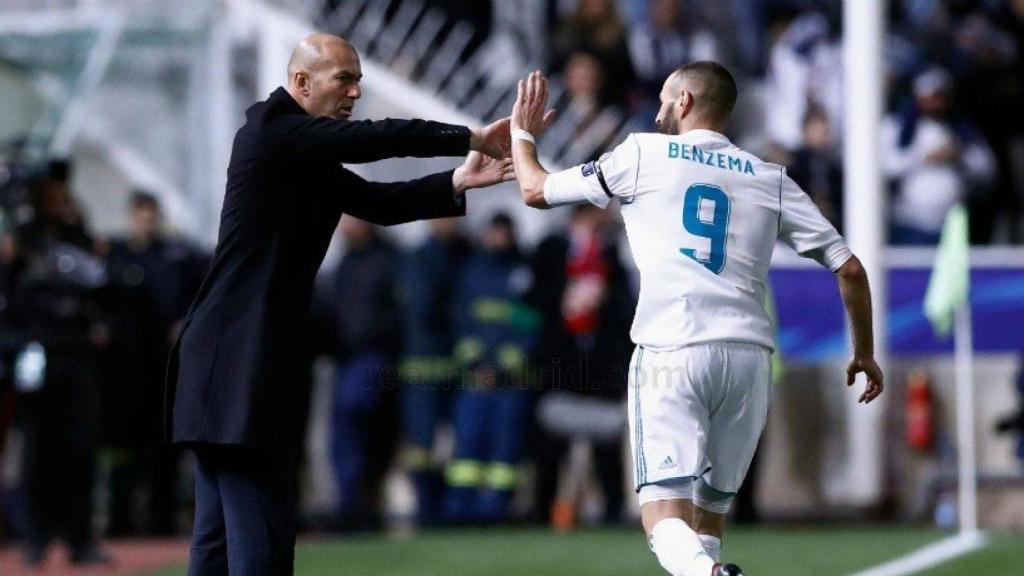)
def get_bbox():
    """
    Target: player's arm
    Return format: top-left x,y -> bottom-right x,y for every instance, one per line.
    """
777,171 -> 883,403
836,256 -> 884,403
511,71 -> 557,208
512,71 -> 638,211
513,140 -> 550,209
